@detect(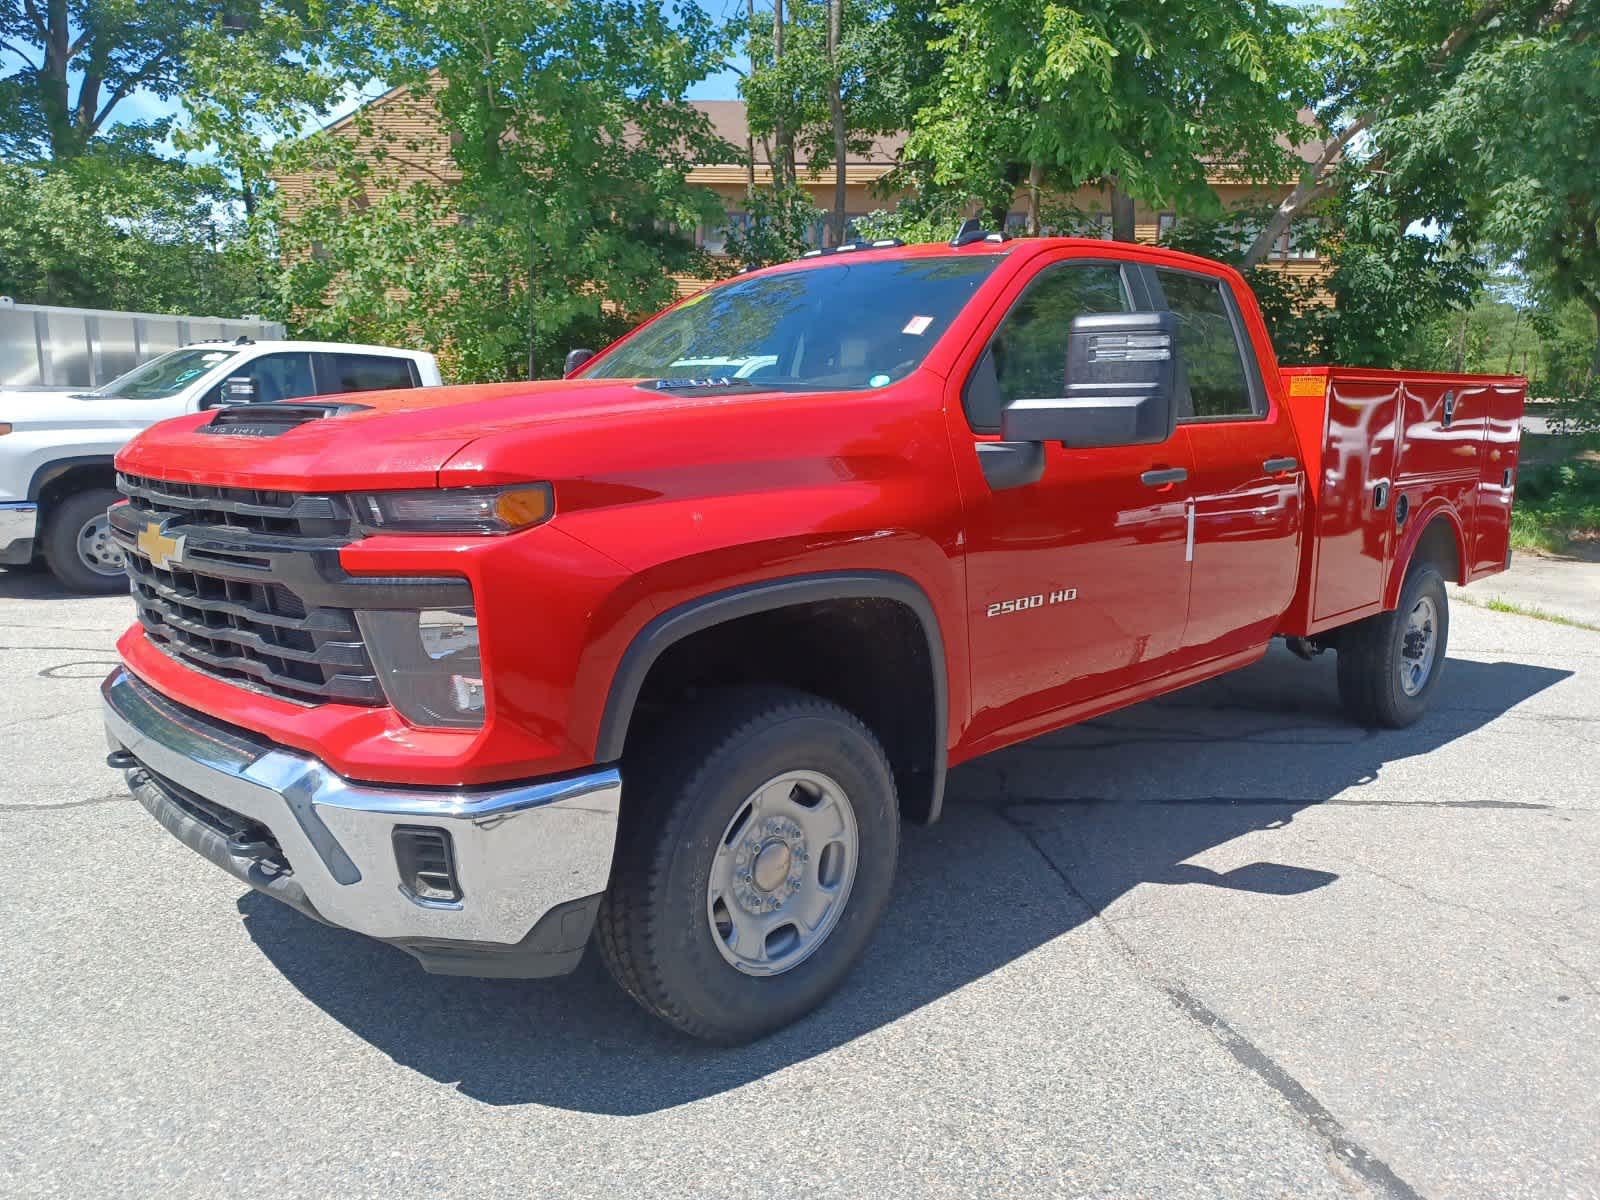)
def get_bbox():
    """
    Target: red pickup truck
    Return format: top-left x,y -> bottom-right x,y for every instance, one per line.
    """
103,230 -> 1525,1042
